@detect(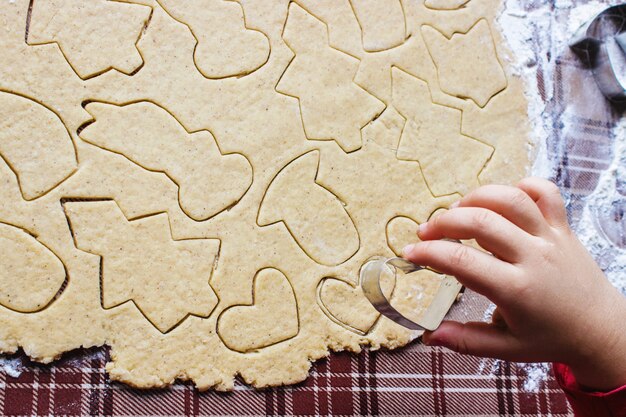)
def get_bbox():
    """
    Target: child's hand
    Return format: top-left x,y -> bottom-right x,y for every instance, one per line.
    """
402,177 -> 626,391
